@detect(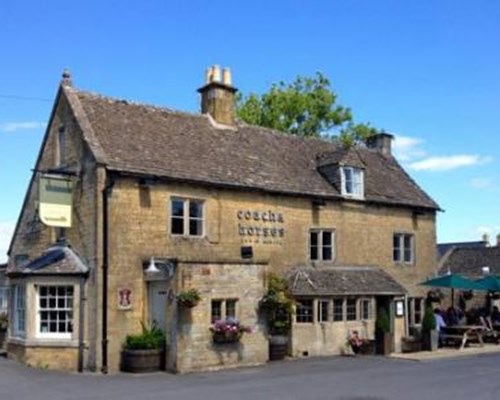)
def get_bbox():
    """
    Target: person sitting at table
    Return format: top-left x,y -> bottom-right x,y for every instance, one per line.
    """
491,306 -> 500,325
349,330 -> 364,354
446,307 -> 460,326
434,308 -> 446,347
